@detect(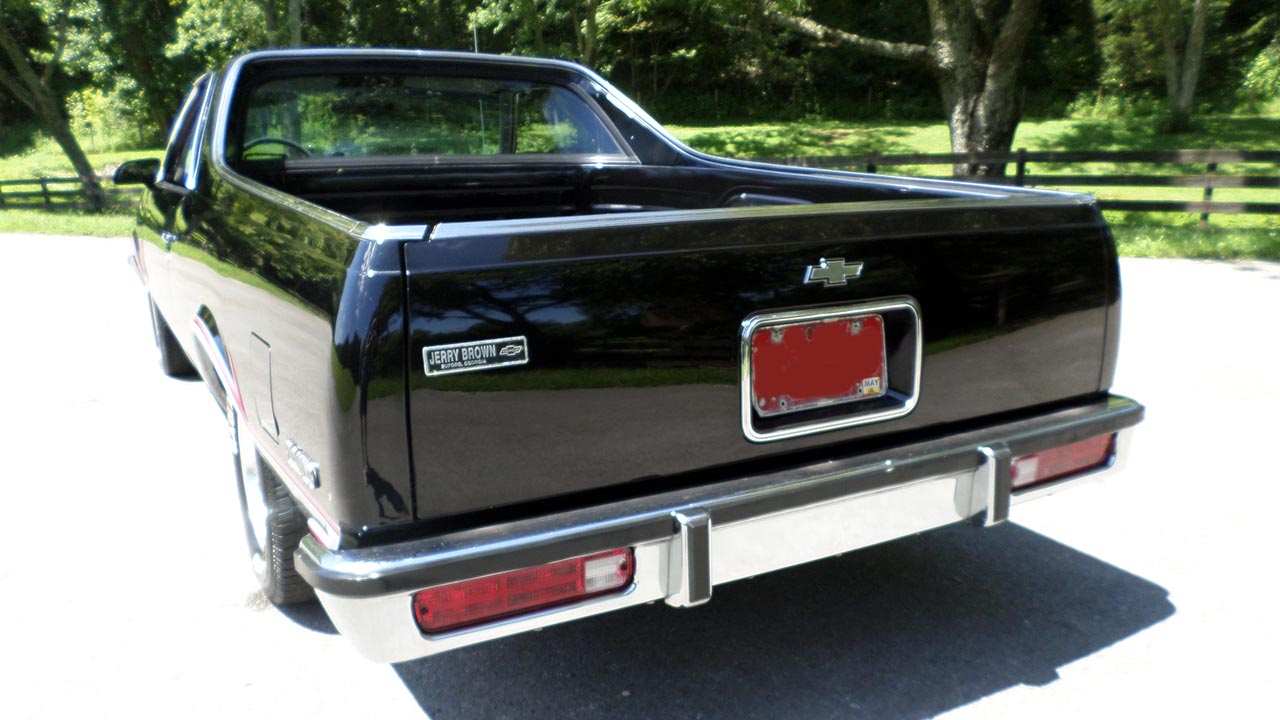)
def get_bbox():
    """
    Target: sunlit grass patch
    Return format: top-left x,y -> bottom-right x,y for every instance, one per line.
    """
0,209 -> 135,237
1110,223 -> 1280,260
